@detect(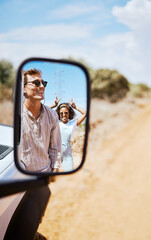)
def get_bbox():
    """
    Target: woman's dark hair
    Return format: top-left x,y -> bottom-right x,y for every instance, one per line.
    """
56,103 -> 75,120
